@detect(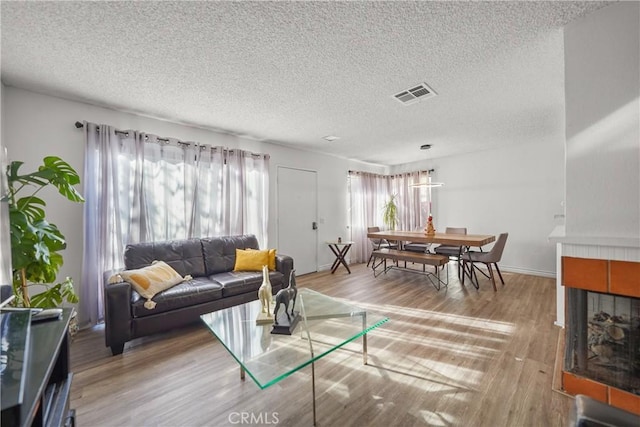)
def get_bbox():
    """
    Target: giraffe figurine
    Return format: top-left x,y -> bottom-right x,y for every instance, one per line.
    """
257,265 -> 273,317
